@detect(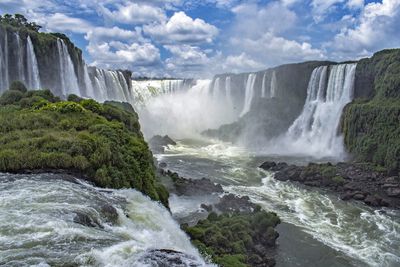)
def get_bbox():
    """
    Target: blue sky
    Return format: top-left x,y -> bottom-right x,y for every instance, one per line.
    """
1,0 -> 399,78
